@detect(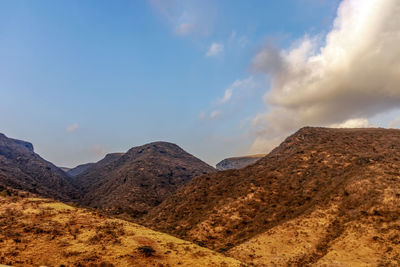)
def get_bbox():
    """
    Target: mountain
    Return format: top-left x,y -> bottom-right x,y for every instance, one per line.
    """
143,127 -> 400,265
75,142 -> 216,217
0,133 -> 80,201
0,192 -> 243,267
66,163 -> 94,177
67,153 -> 124,178
216,154 -> 266,170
